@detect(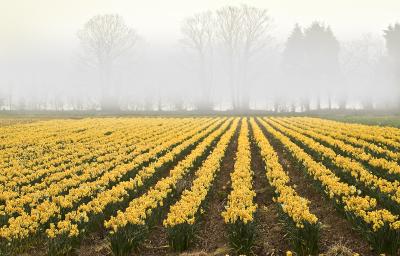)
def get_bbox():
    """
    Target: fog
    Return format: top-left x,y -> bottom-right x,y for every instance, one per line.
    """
1,0 -> 400,112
